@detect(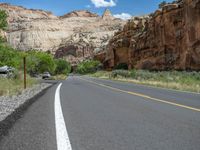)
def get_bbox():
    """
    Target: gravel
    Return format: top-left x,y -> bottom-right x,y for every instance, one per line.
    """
0,83 -> 52,122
